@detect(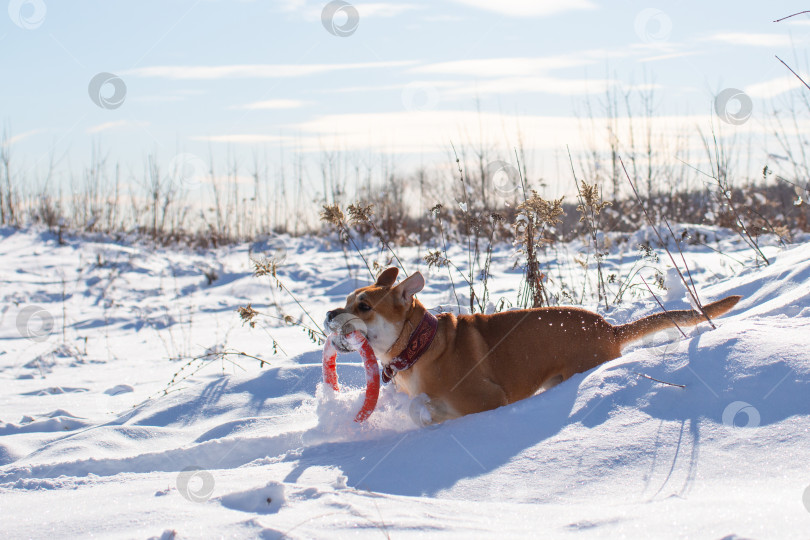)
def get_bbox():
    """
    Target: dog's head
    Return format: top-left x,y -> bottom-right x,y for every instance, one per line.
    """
324,267 -> 424,361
